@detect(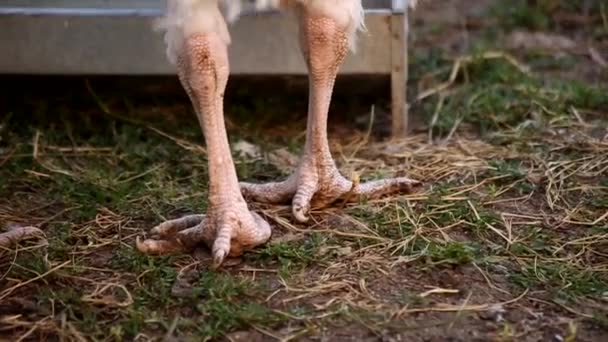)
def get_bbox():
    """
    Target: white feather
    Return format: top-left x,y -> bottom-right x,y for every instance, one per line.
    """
156,0 -> 366,64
